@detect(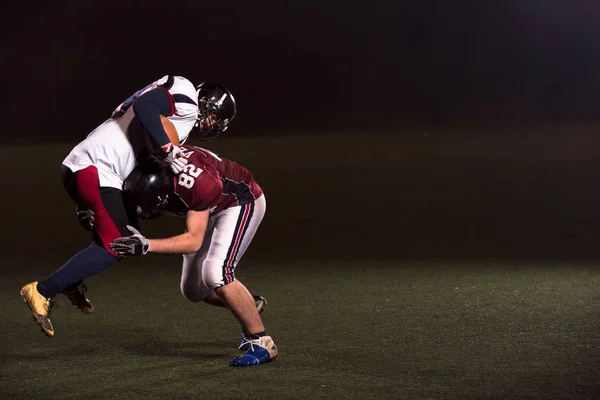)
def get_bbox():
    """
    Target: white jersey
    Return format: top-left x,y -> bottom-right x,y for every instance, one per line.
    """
62,75 -> 198,189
